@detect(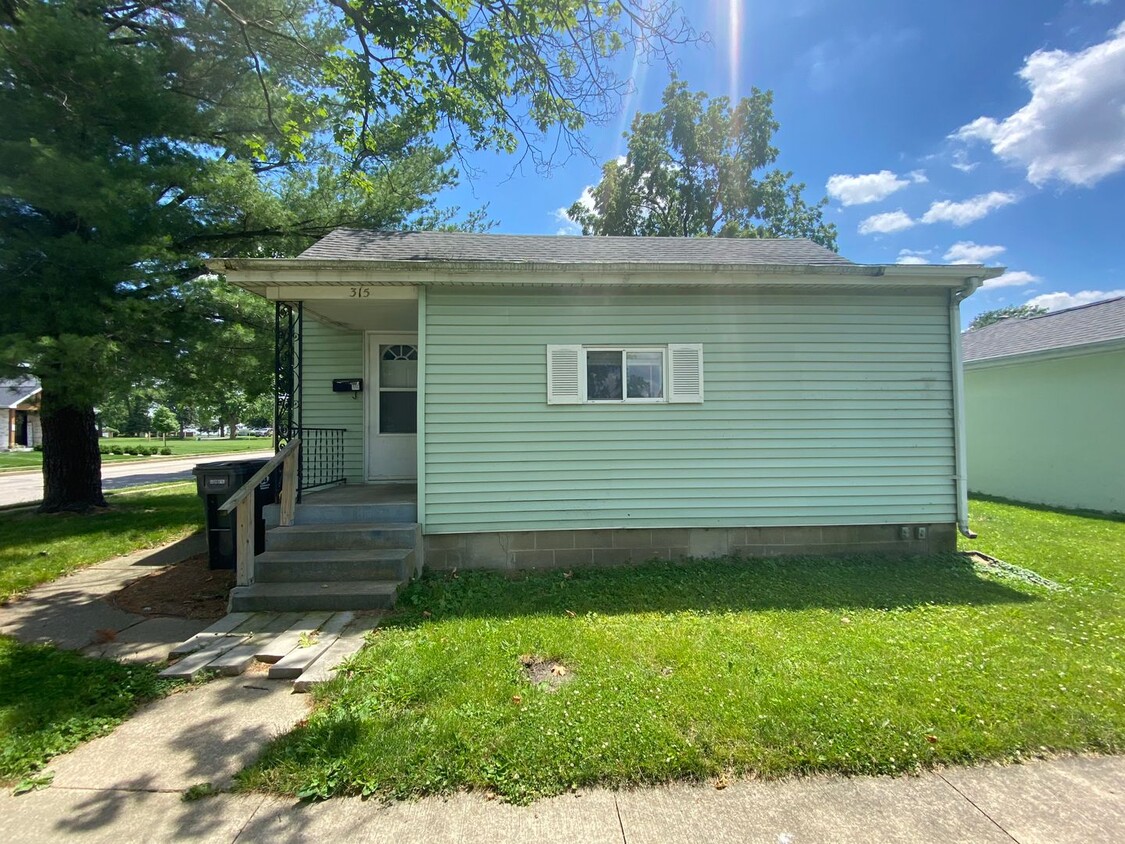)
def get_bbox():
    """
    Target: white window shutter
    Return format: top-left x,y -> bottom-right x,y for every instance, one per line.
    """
667,344 -> 704,403
546,345 -> 582,404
